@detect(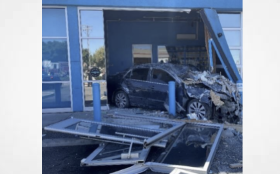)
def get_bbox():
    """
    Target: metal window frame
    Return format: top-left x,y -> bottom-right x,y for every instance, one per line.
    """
80,37 -> 104,39
42,6 -> 73,113
218,12 -> 243,78
44,117 -> 186,148
44,111 -> 223,174
132,44 -> 153,65
105,112 -> 185,128
80,143 -> 151,166
42,36 -> 68,39
75,7 -> 191,13
110,164 -> 149,174
112,122 -> 223,174
200,8 -> 242,83
77,8 -> 109,111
